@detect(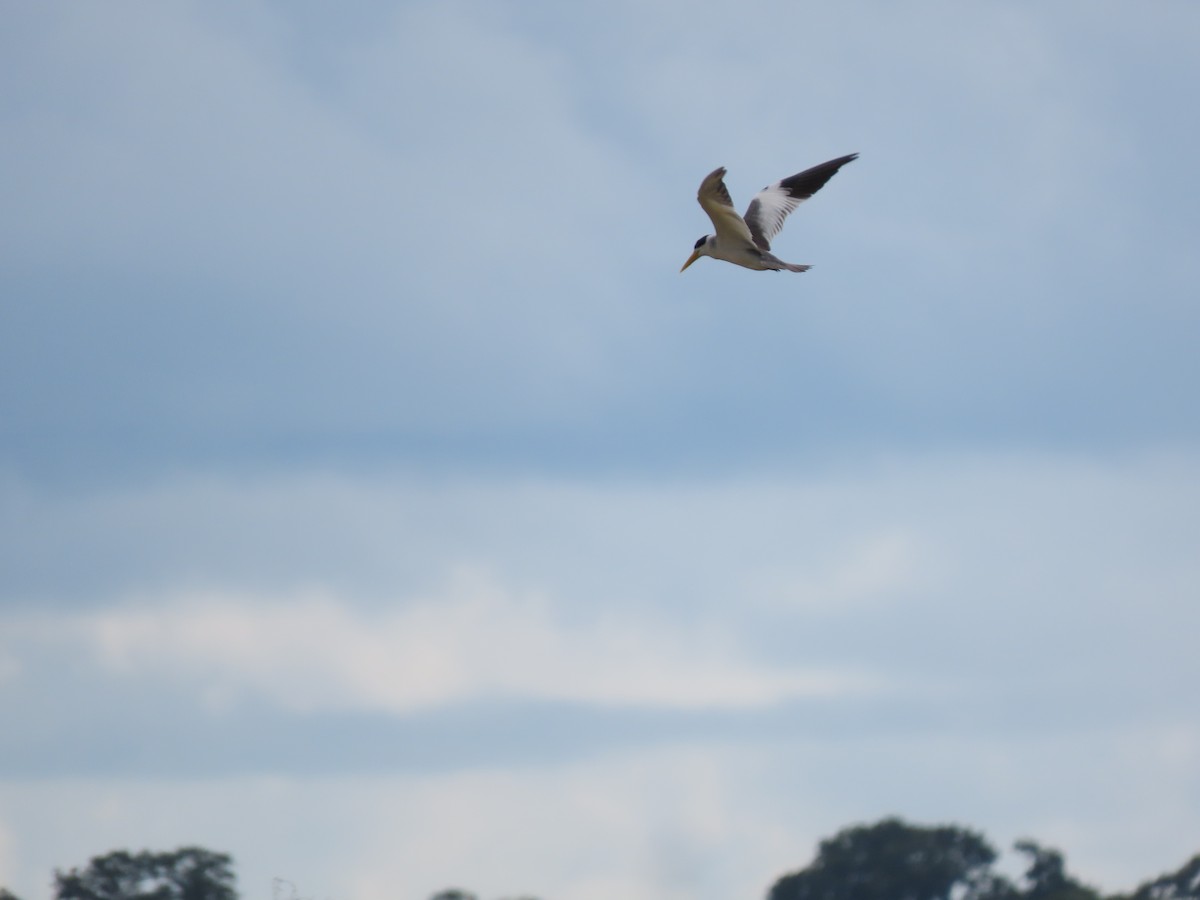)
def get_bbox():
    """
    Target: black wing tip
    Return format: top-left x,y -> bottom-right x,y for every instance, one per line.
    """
803,152 -> 860,174
776,153 -> 860,198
